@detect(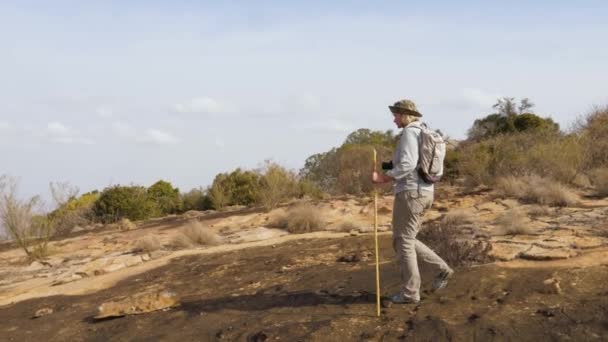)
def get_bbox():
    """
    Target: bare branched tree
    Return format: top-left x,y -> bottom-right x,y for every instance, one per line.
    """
50,181 -> 79,208
0,175 -> 52,259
